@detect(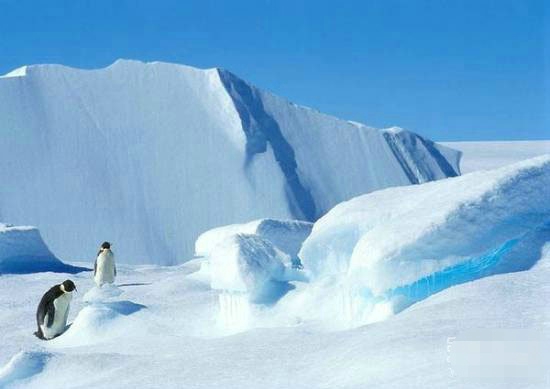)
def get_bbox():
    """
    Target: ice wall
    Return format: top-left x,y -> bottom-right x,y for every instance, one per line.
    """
0,60 -> 460,264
